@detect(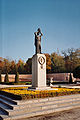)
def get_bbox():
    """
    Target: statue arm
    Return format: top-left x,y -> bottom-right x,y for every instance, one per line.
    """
34,32 -> 37,46
40,33 -> 43,37
41,33 -> 43,36
34,32 -> 37,36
